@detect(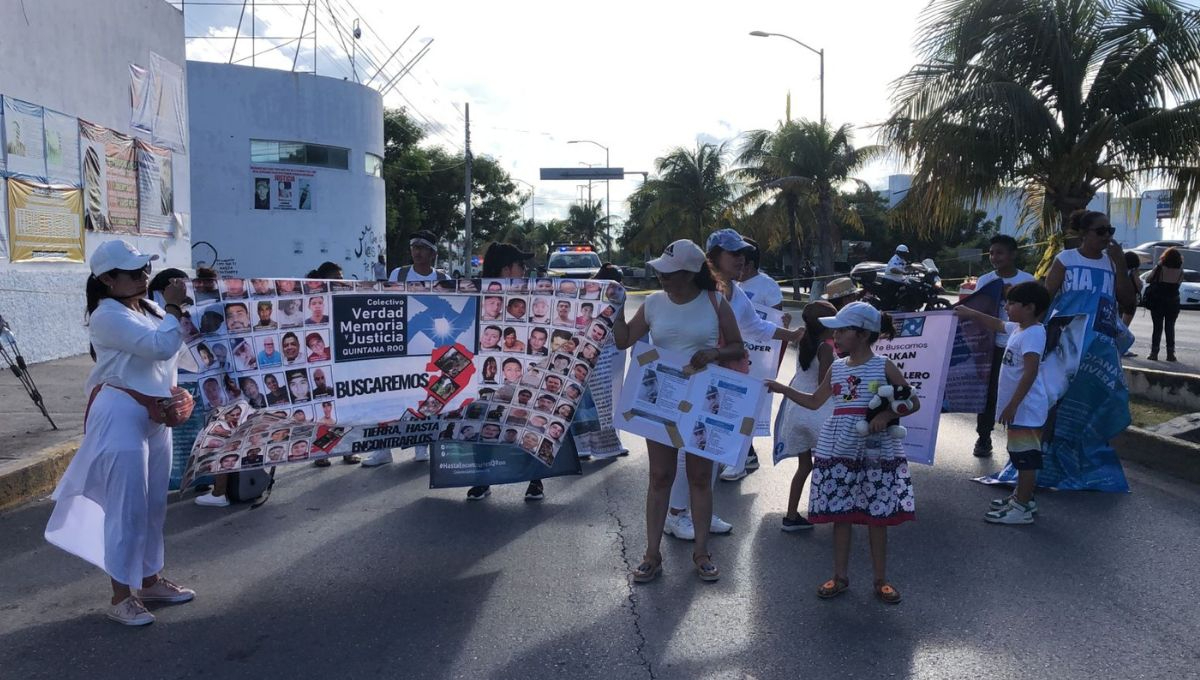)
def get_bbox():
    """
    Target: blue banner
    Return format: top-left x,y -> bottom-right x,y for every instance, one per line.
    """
429,433 -> 583,488
943,280 -> 1002,413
